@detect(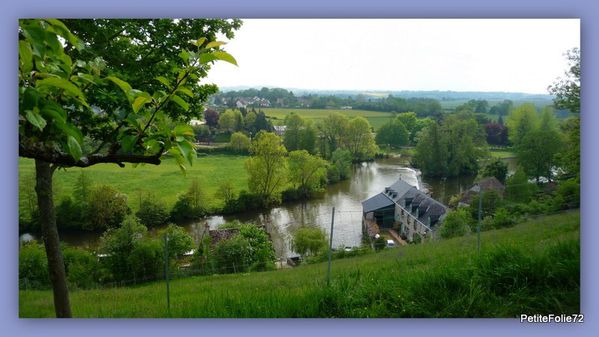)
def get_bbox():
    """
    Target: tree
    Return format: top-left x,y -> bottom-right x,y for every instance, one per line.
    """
317,113 -> 349,159
19,19 -> 238,316
203,108 -> 220,128
170,179 -> 207,222
506,103 -> 538,146
484,122 -> 509,146
548,48 -> 580,113
480,158 -> 508,184
229,131 -> 250,153
288,150 -> 328,198
212,224 -> 275,273
516,108 -> 563,182
158,224 -> 194,258
219,109 -> 243,133
375,117 -> 409,148
292,227 -> 327,257
506,169 -> 535,203
215,180 -> 236,207
245,132 -> 288,206
345,117 -> 378,161
135,196 -> 169,228
414,123 -> 448,177
99,215 -> 148,282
